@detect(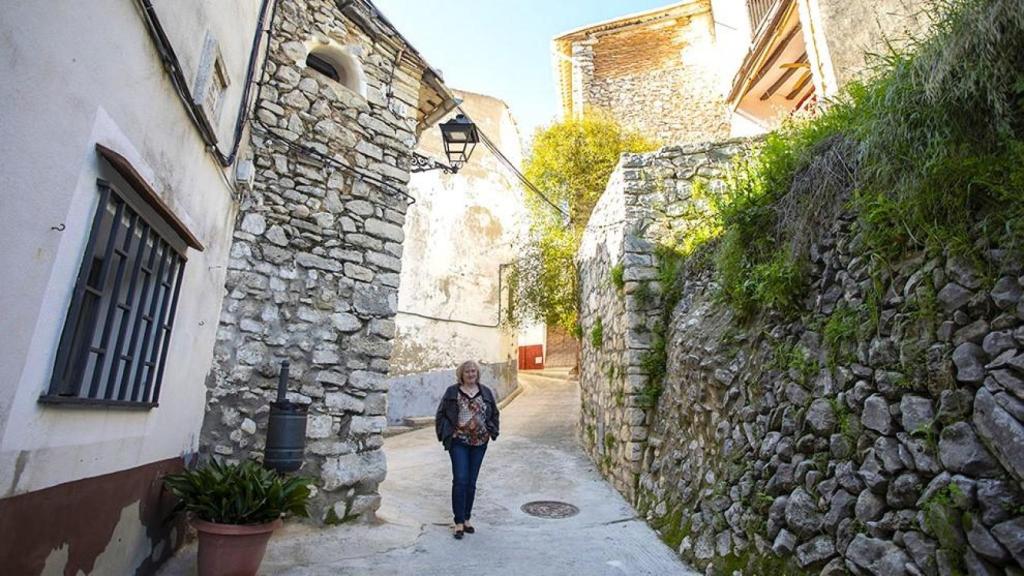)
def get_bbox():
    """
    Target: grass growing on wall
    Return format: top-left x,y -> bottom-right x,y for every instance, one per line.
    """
637,245 -> 690,406
610,263 -> 625,293
684,0 -> 1024,318
590,317 -> 604,348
